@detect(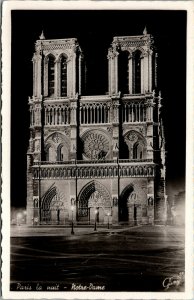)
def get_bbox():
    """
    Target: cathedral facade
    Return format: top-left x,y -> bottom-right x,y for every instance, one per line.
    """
26,29 -> 167,226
